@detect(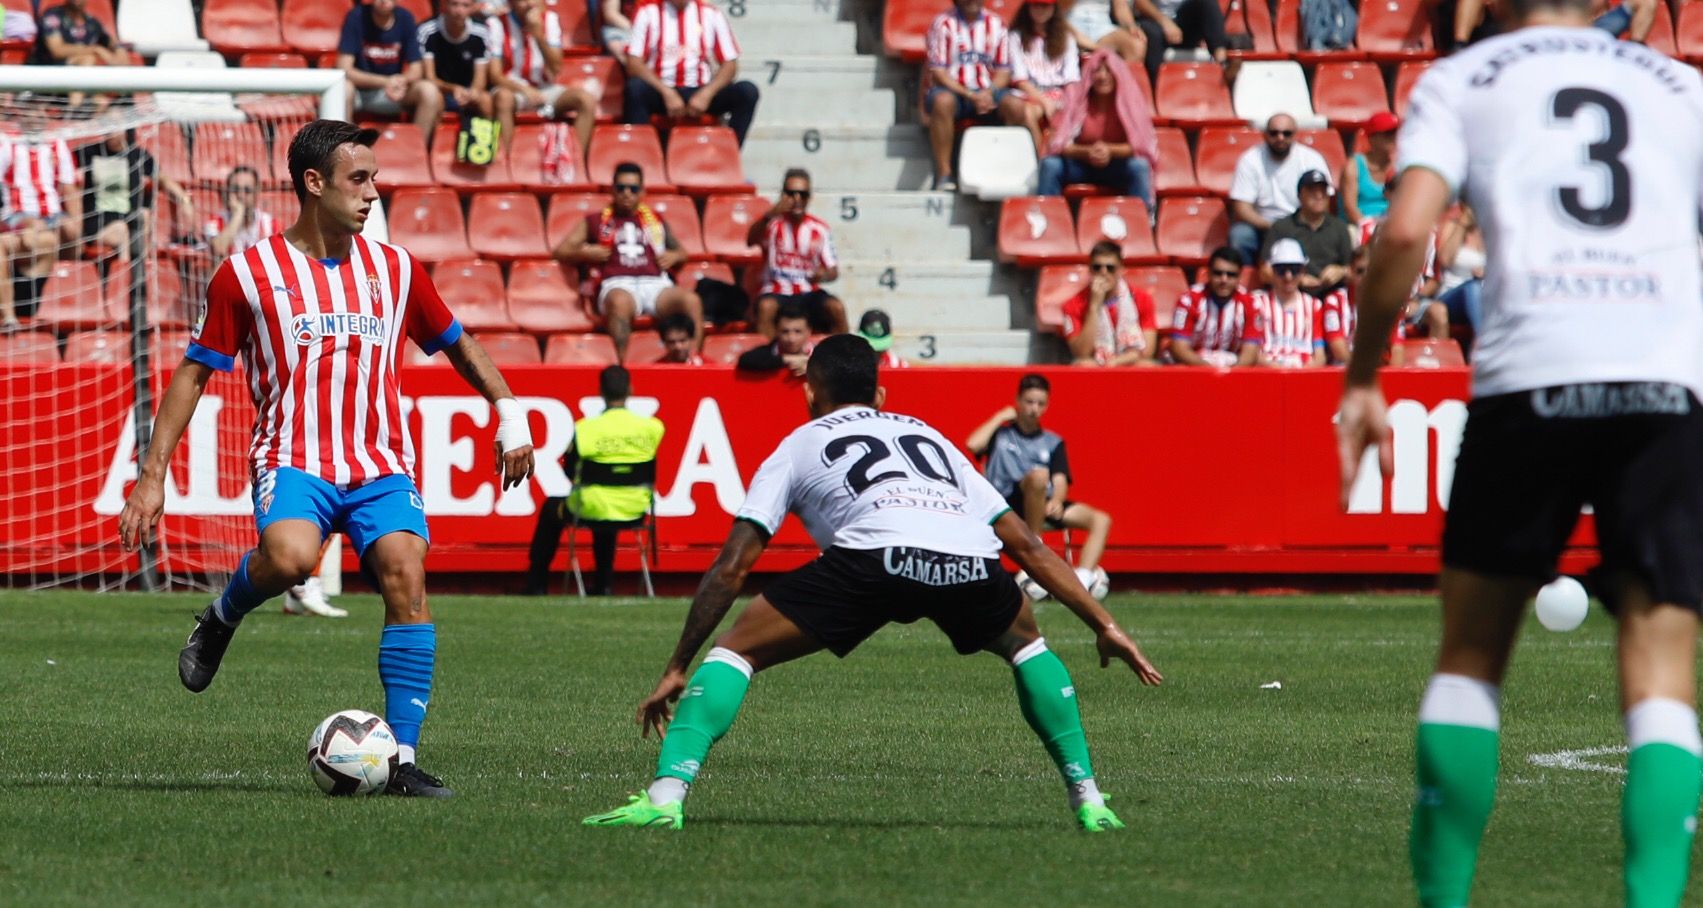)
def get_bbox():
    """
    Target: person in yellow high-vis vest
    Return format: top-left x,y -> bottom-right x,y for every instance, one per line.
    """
525,366 -> 664,596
